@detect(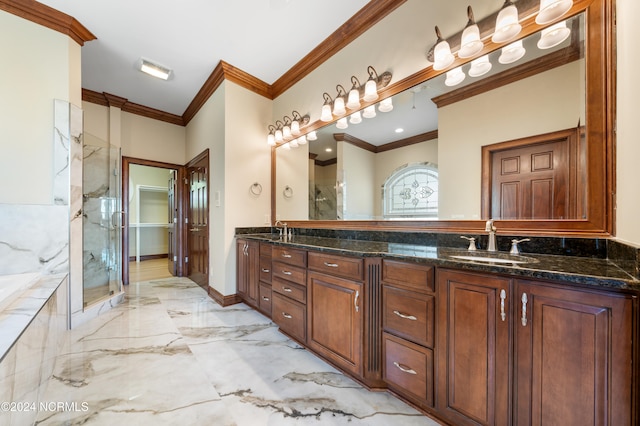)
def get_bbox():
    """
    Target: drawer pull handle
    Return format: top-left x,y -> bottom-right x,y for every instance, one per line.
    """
262,296 -> 269,301
281,253 -> 292,258
283,287 -> 293,293
521,293 -> 528,327
282,312 -> 292,319
282,270 -> 292,275
261,268 -> 270,273
393,362 -> 417,375
324,262 -> 339,268
393,310 -> 417,321
500,289 -> 507,322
